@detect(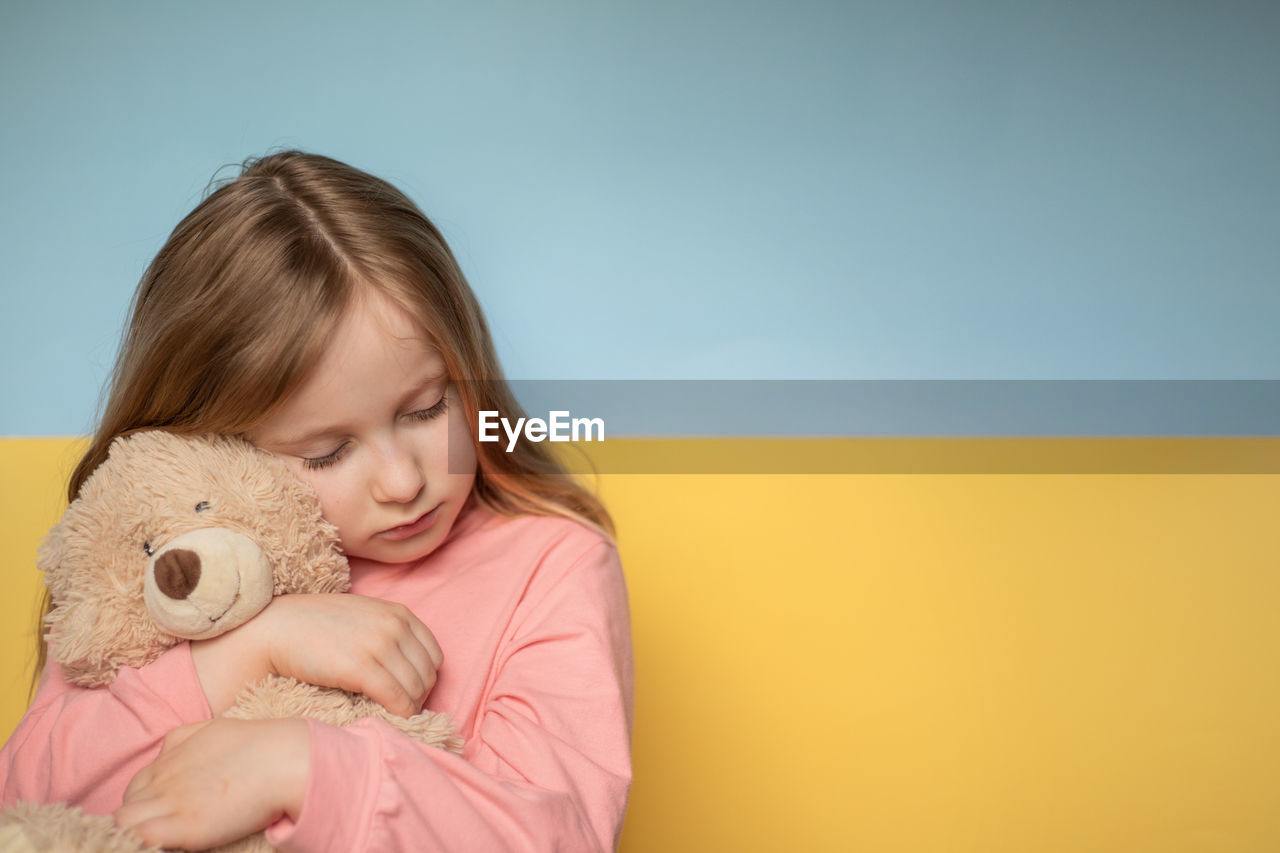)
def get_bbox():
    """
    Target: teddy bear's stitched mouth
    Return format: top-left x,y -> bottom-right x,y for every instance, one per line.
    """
202,593 -> 239,624
186,568 -> 241,625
